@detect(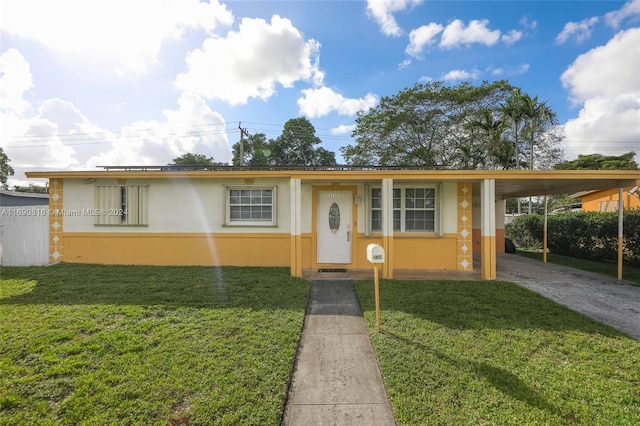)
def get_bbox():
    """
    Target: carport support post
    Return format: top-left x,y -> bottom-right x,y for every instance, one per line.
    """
480,179 -> 496,280
618,187 -> 624,281
290,178 -> 302,278
381,179 -> 394,279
